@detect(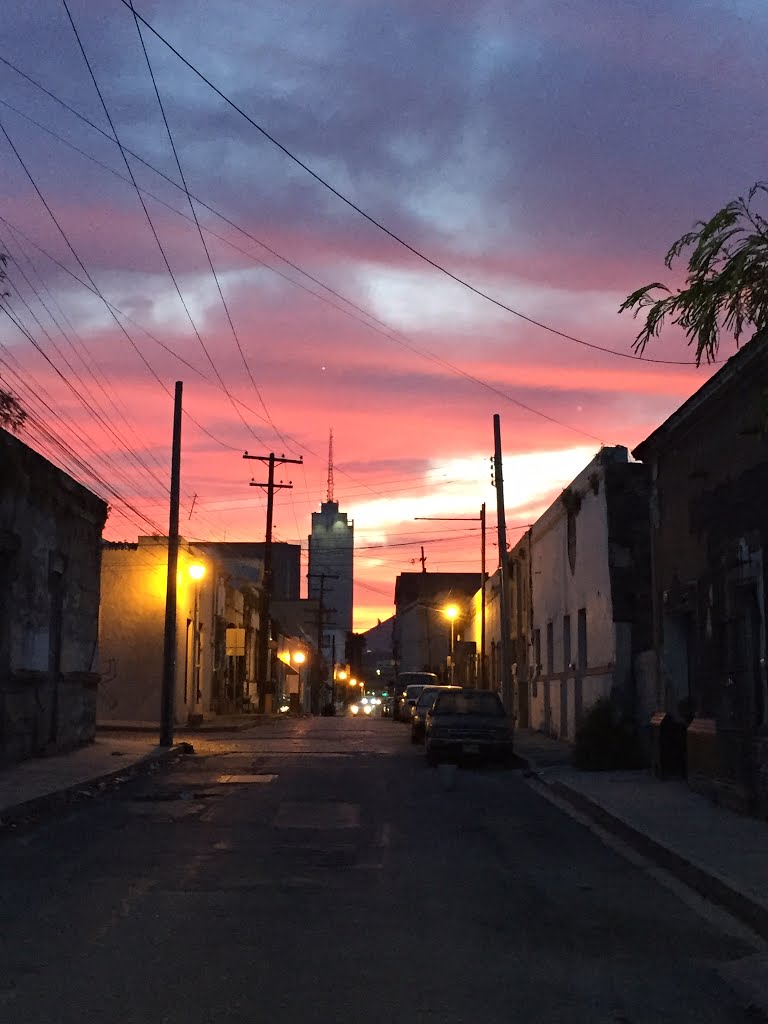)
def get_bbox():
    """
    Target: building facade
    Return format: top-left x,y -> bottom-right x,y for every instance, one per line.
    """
98,537 -> 263,725
526,447 -> 651,742
308,500 -> 354,675
0,428 -> 108,763
633,330 -> 768,815
393,572 -> 481,681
